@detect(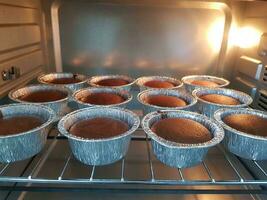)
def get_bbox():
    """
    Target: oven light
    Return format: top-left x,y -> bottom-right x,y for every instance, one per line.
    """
208,19 -> 261,50
230,26 -> 261,49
